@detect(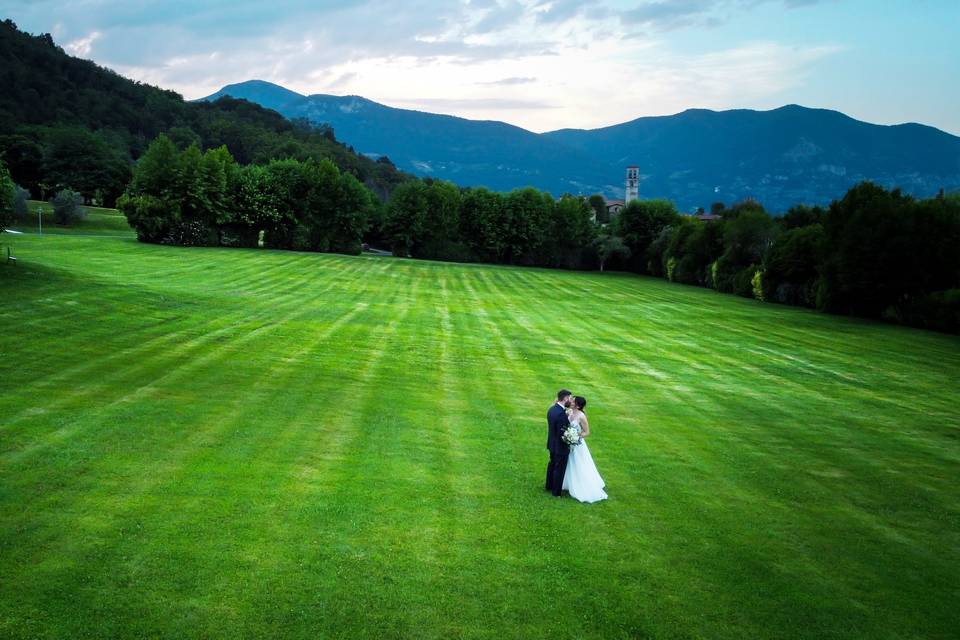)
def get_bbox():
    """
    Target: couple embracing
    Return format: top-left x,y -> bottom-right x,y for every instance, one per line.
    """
545,389 -> 608,503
